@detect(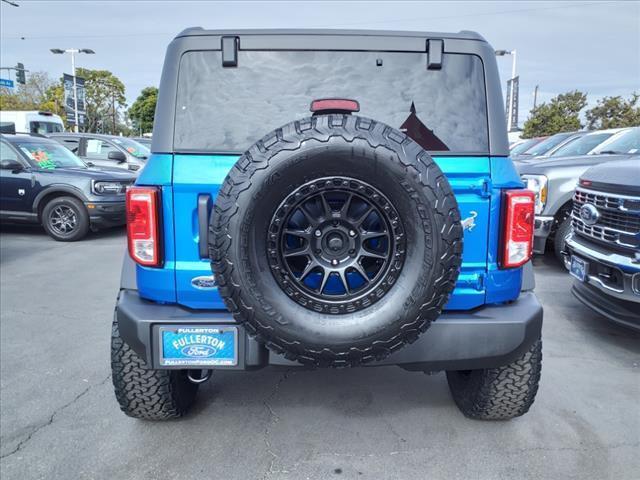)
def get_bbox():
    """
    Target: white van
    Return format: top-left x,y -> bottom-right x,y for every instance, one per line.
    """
0,110 -> 65,135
